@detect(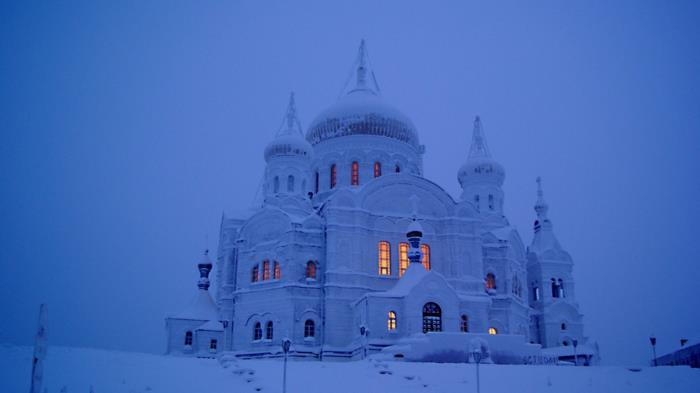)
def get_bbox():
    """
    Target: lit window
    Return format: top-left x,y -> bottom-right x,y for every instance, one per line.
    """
330,164 -> 337,188
274,176 -> 280,193
388,311 -> 397,331
210,339 -> 217,350
488,327 -> 497,335
287,175 -> 295,192
485,273 -> 496,290
460,315 -> 469,333
184,331 -> 193,346
304,319 -> 315,338
306,261 -> 317,279
399,243 -> 409,276
262,260 -> 270,280
265,321 -> 273,340
253,322 -> 262,341
374,162 -> 381,177
251,265 -> 259,283
421,244 -> 431,270
315,171 -> 319,194
351,161 -> 359,185
273,261 -> 281,279
378,241 -> 391,276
